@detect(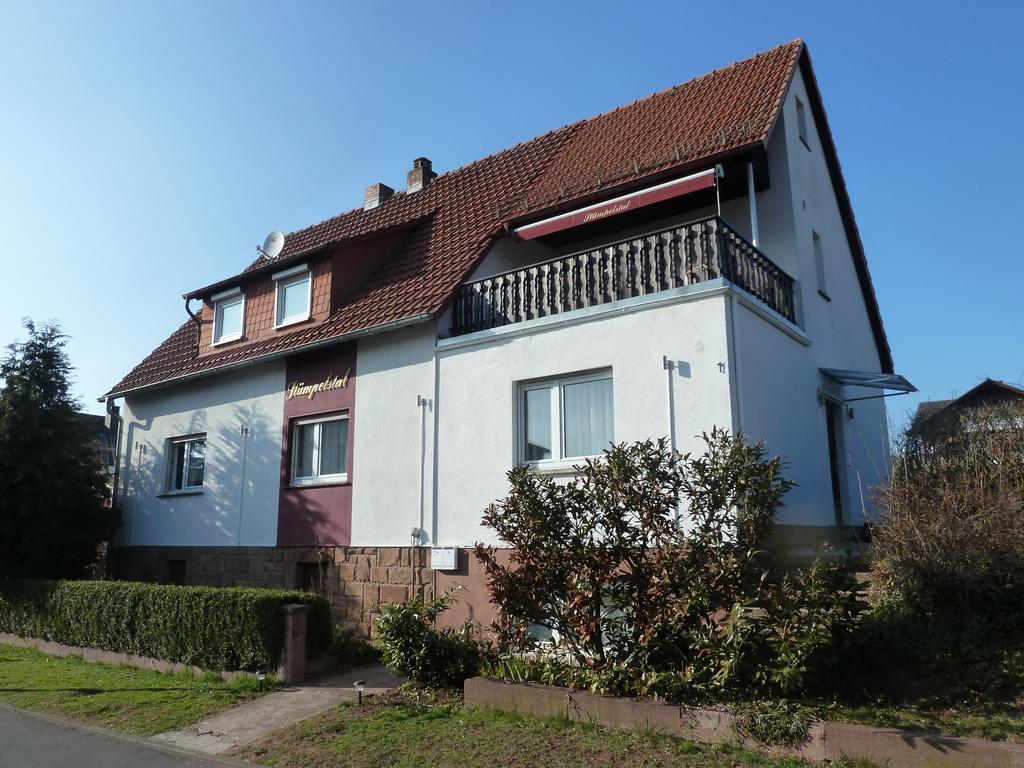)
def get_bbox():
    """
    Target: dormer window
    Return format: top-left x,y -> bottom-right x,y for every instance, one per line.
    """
273,264 -> 312,328
212,288 -> 244,345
